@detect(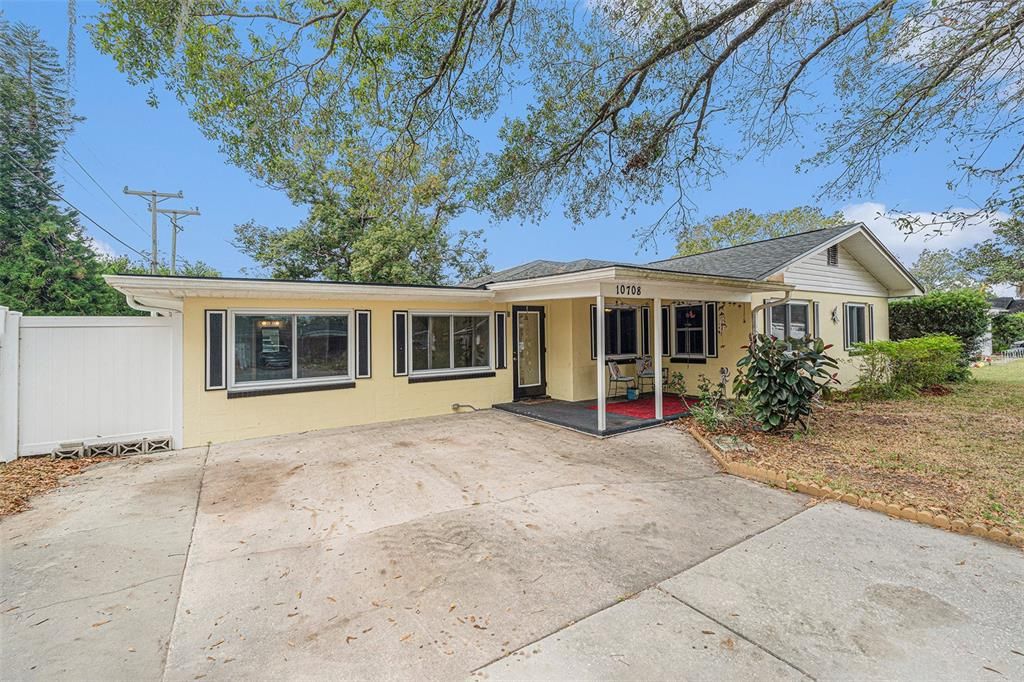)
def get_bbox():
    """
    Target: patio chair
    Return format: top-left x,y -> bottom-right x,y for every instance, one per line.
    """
606,360 -> 636,398
635,356 -> 655,393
